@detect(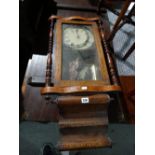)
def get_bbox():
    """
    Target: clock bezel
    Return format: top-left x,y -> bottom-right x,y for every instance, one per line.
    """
54,18 -> 110,86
